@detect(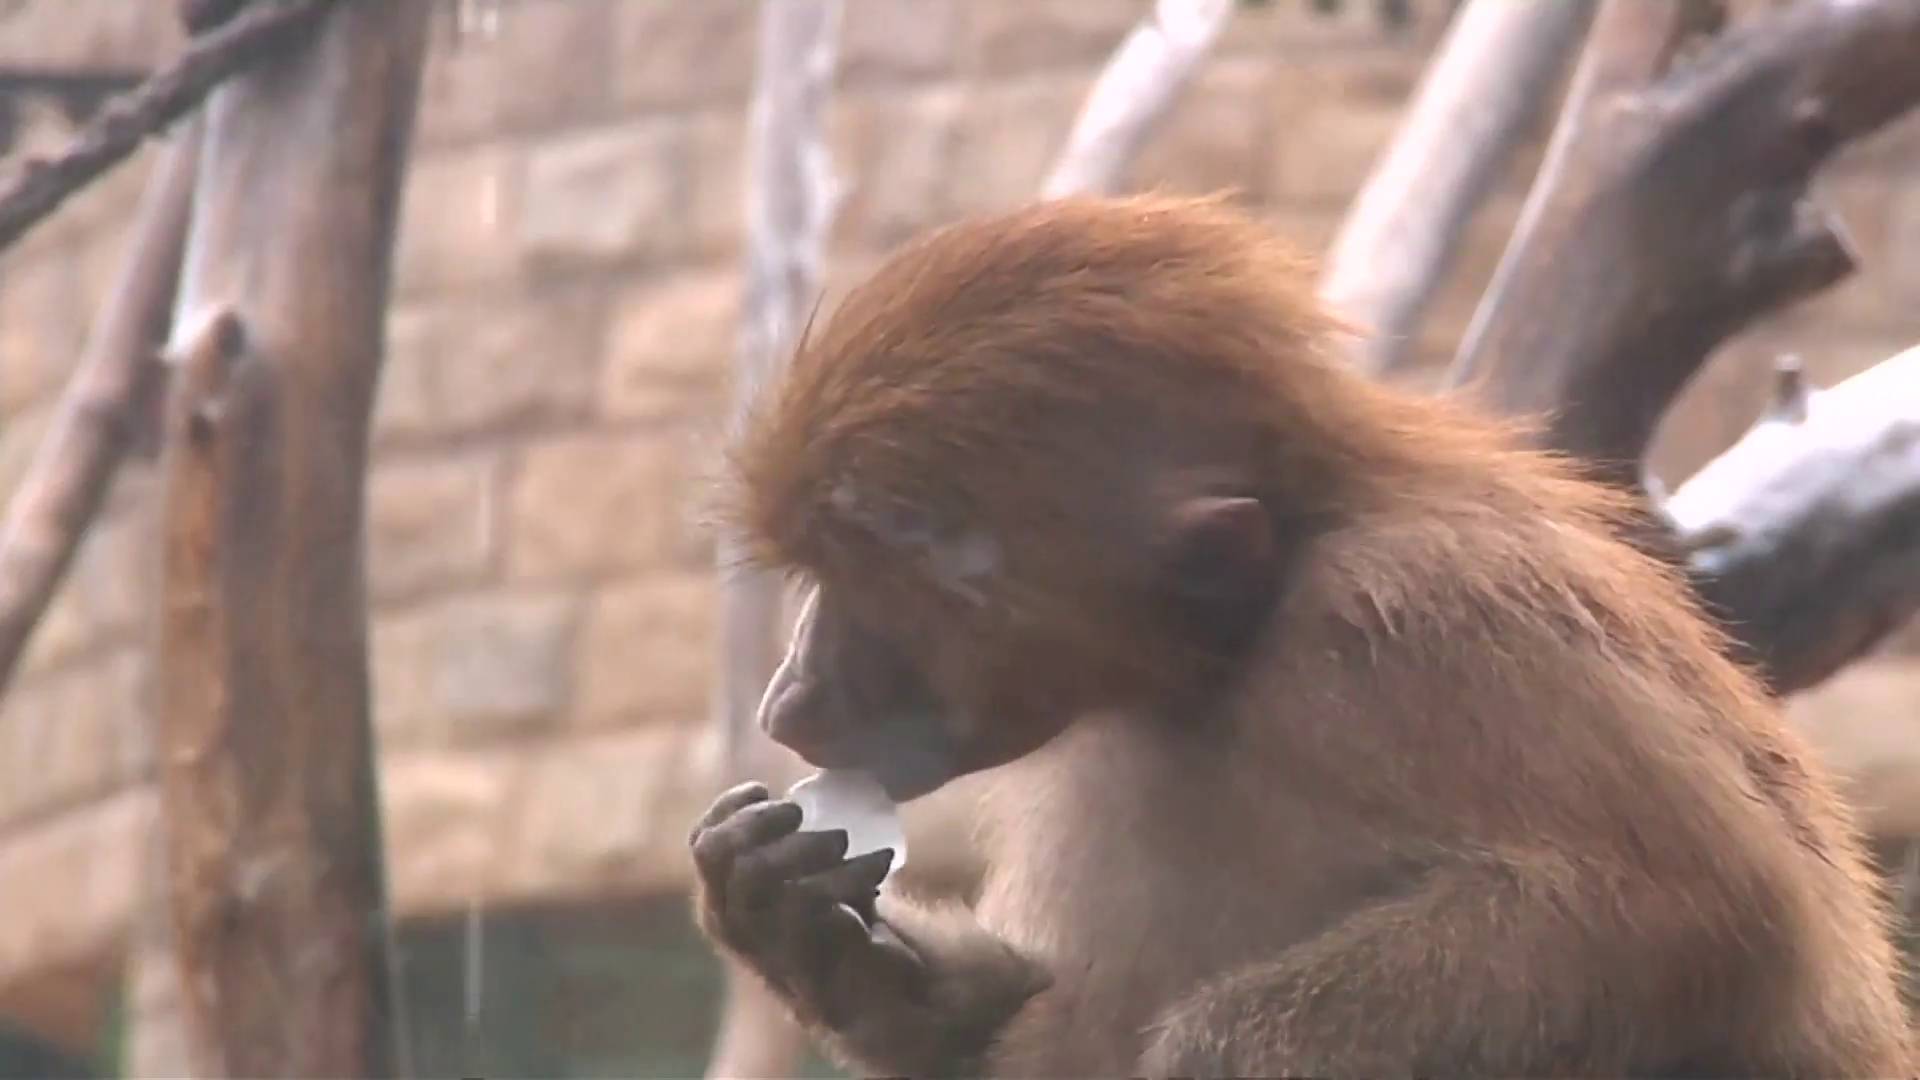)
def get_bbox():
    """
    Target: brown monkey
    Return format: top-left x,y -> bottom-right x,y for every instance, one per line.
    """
688,194 -> 1913,1078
